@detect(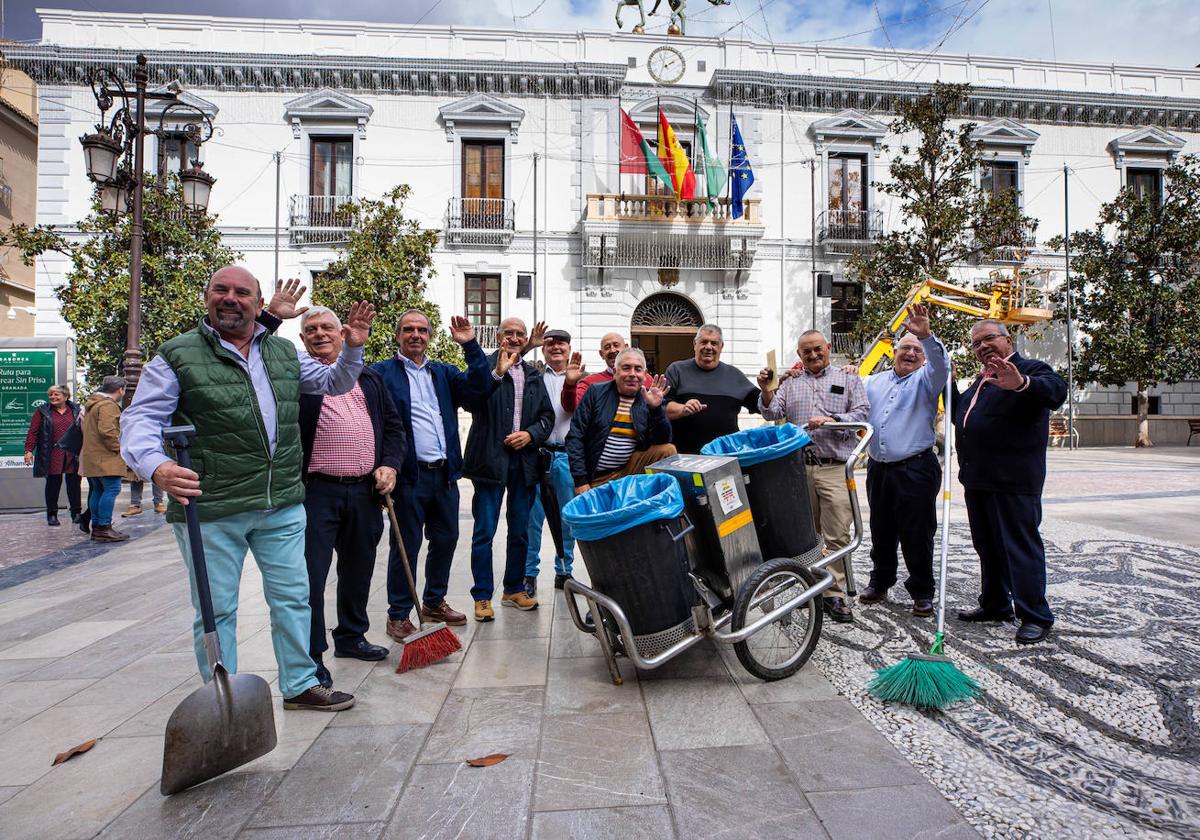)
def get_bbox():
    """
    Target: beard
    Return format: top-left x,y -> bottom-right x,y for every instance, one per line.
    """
212,306 -> 249,330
